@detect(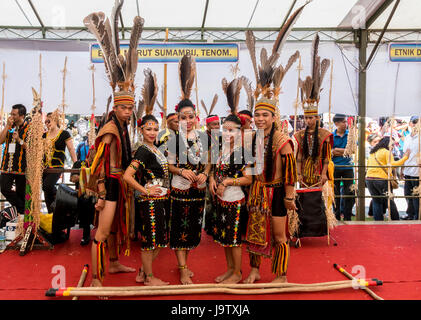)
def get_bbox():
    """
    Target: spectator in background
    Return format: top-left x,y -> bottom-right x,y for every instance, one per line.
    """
43,112 -> 77,213
0,104 -> 29,215
76,135 -> 90,162
402,116 -> 420,220
332,114 -> 355,221
366,136 -> 410,221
